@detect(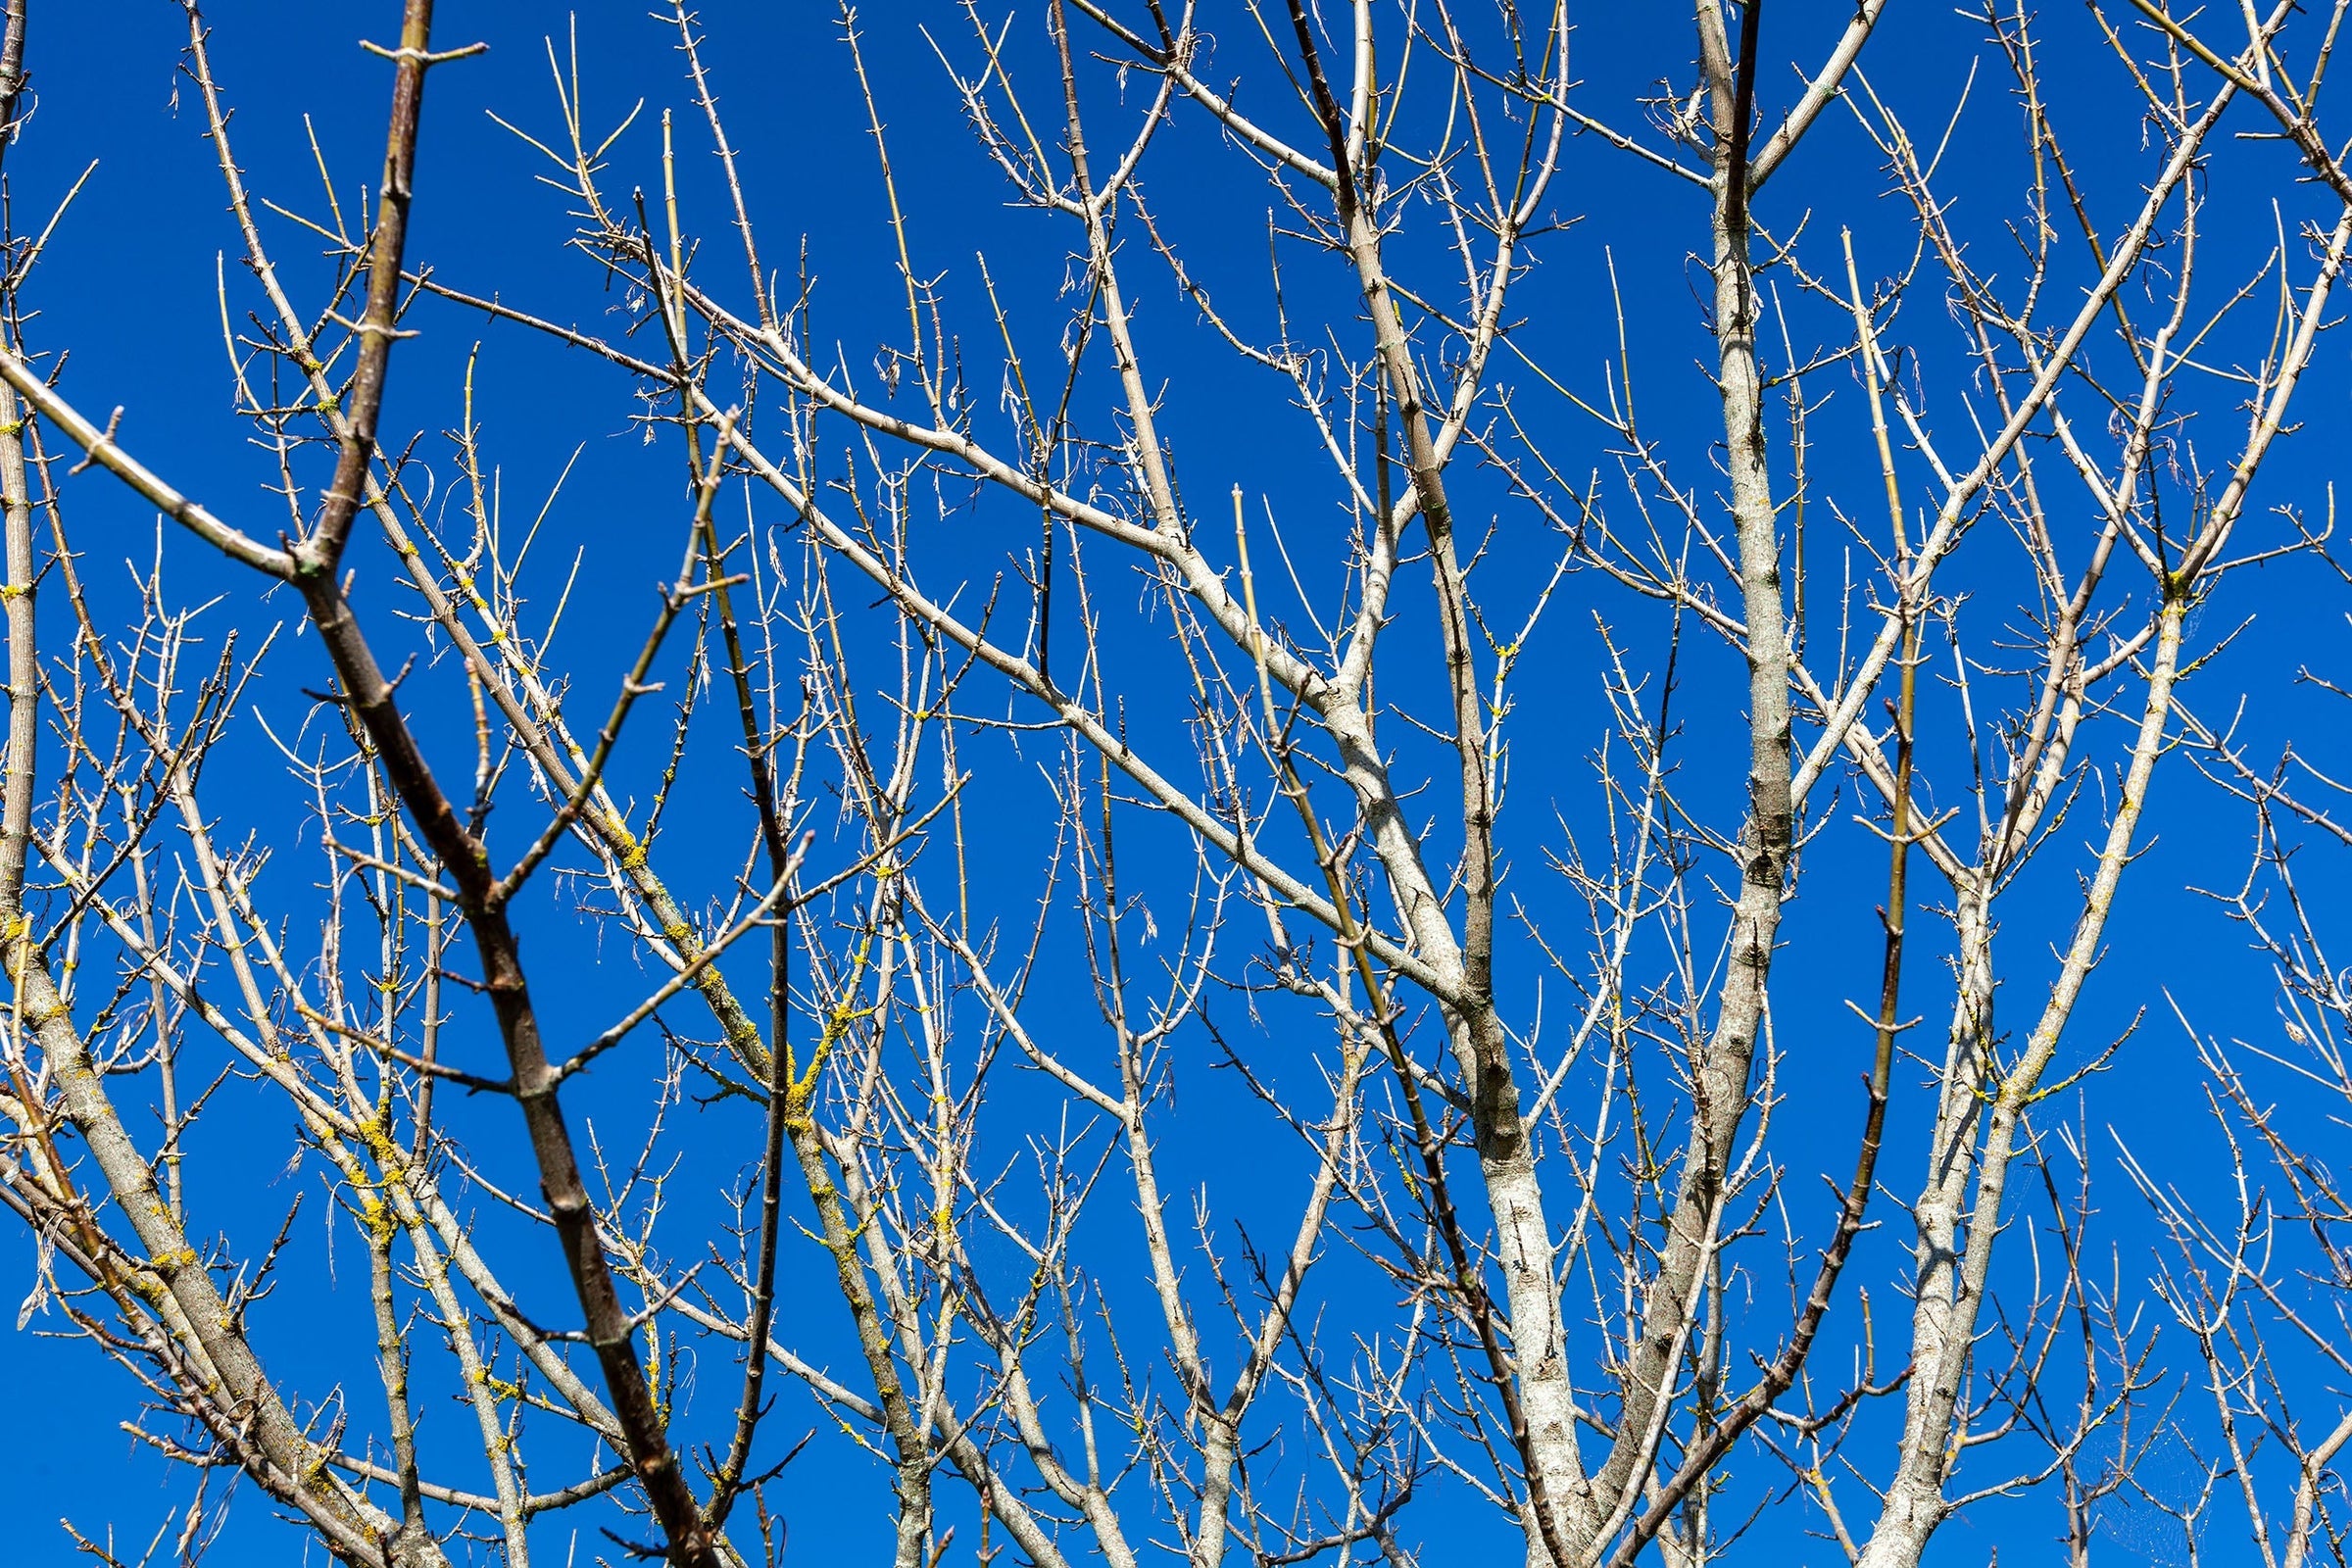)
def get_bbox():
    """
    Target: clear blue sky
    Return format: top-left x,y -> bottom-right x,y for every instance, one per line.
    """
3,4 -> 2345,1566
